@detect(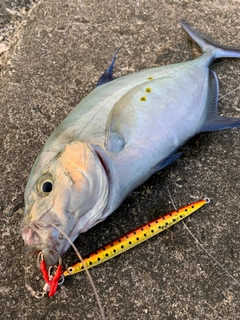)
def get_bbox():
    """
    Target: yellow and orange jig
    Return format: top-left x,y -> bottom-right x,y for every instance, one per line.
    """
64,198 -> 209,276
